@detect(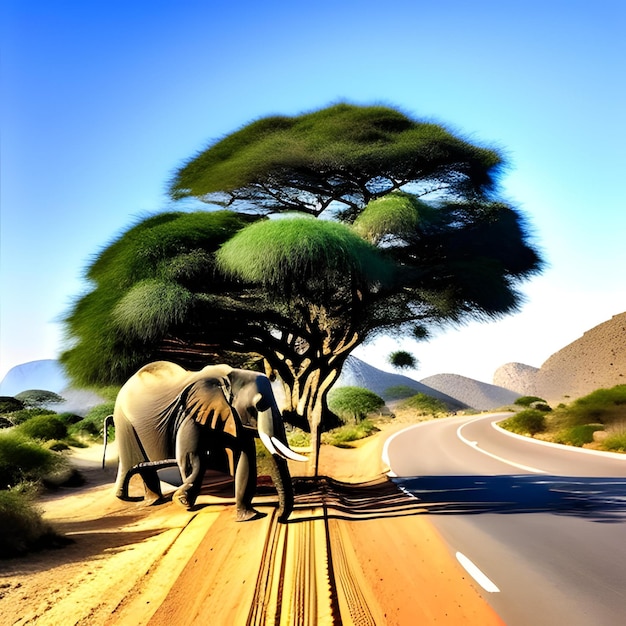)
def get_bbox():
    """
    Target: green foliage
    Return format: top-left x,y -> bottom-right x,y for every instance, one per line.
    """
5,407 -> 57,426
0,488 -> 60,558
388,350 -> 417,370
0,431 -> 68,488
68,402 -> 116,440
564,385 -> 626,425
603,431 -> 626,452
397,393 -> 447,416
500,409 -> 546,436
62,211 -> 251,386
321,419 -> 379,447
286,429 -> 311,448
0,396 -> 24,413
170,104 -> 503,212
16,415 -> 68,441
514,396 -> 546,407
328,387 -> 385,423
217,217 -> 392,292
554,424 -> 603,447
